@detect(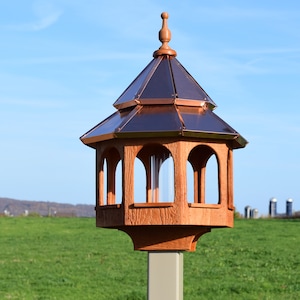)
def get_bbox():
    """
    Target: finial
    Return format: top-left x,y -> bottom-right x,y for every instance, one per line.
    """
153,12 -> 177,58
